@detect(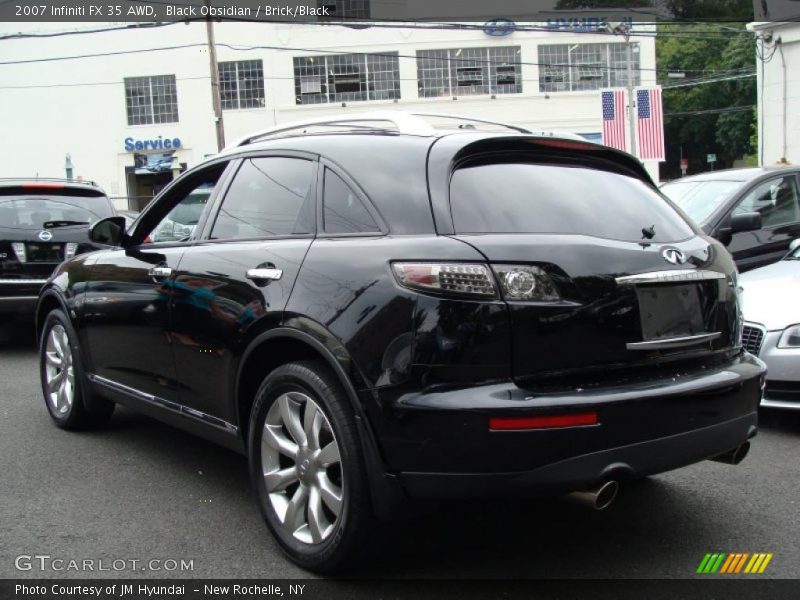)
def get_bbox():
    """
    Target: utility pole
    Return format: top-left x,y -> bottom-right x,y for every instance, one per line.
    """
205,0 -> 225,151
